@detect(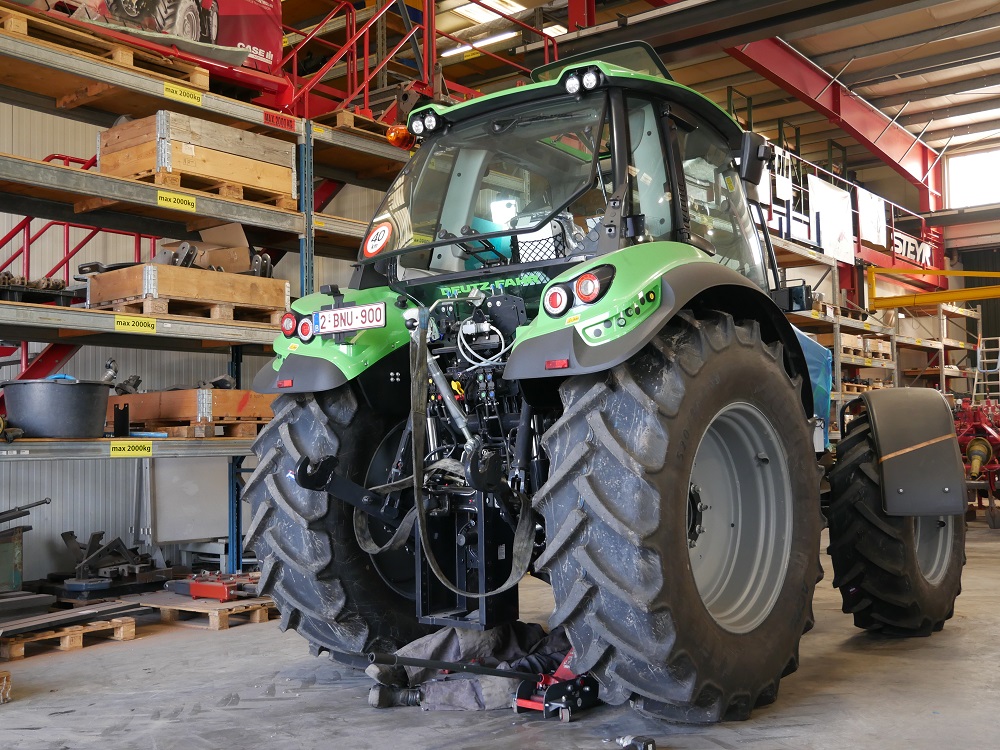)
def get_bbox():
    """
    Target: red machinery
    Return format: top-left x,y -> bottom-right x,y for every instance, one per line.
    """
953,398 -> 1000,527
